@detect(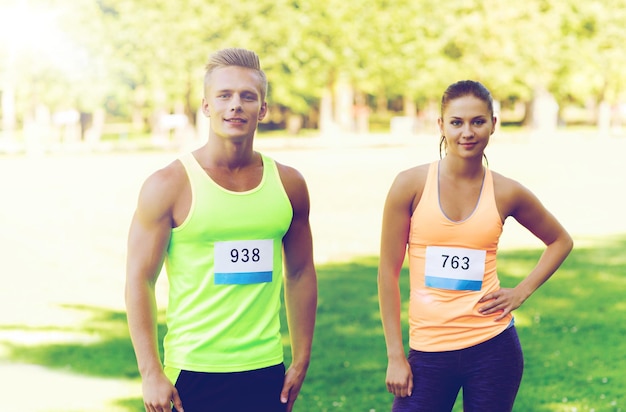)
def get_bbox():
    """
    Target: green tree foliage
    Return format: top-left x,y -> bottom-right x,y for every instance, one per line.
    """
554,0 -> 626,104
2,0 -> 625,130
